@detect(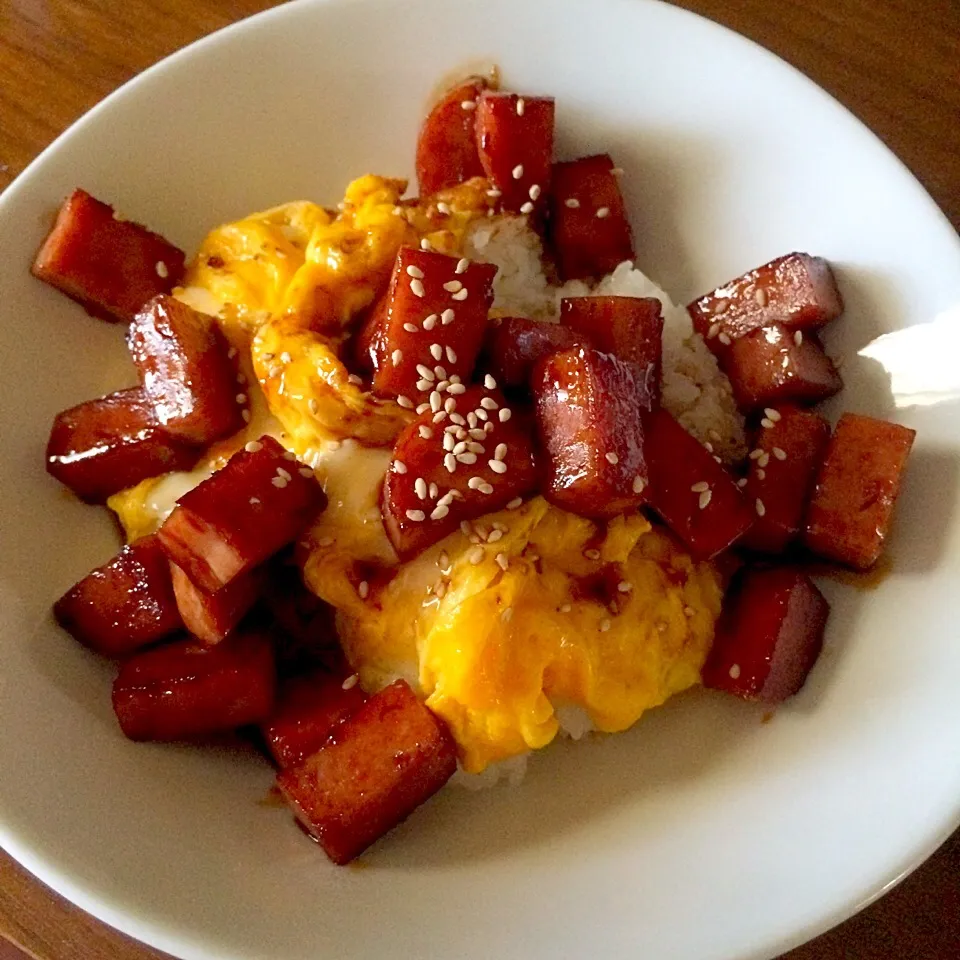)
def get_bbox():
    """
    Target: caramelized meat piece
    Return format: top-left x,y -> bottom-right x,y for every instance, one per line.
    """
484,316 -> 585,390
170,563 -> 264,645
